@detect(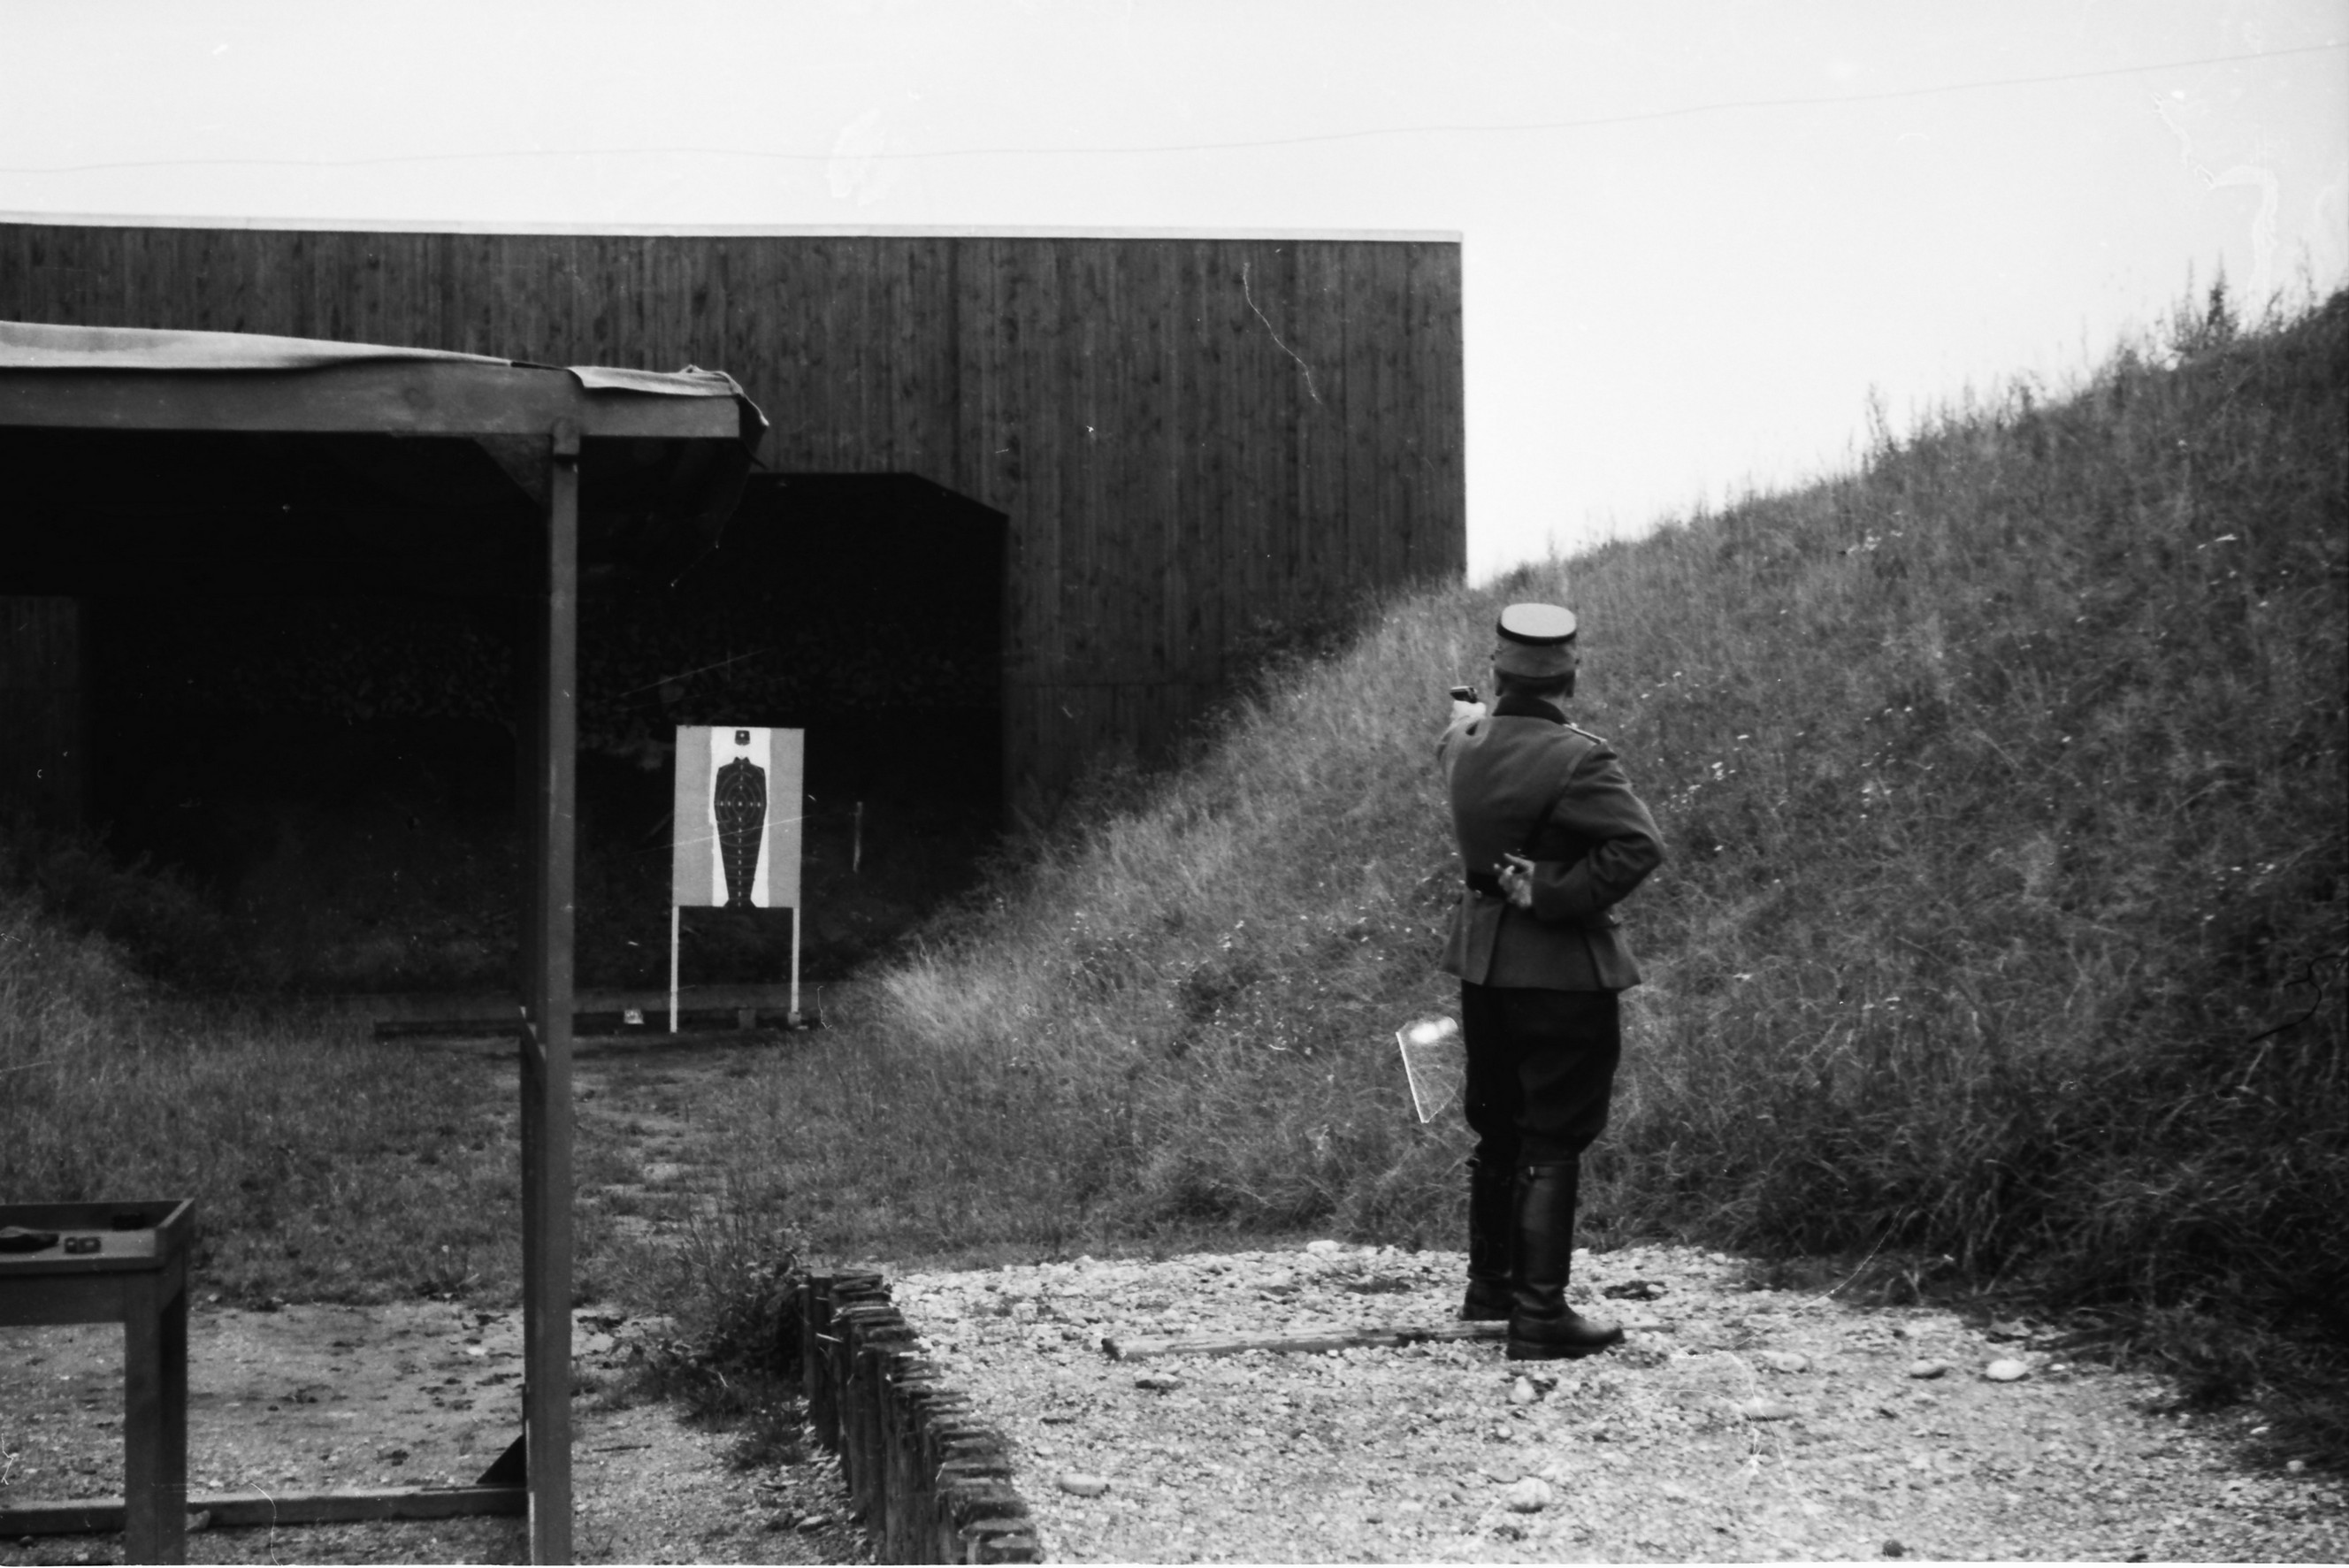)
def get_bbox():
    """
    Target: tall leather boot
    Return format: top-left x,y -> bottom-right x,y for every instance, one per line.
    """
1458,1157 -> 1513,1321
1506,1161 -> 1624,1361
